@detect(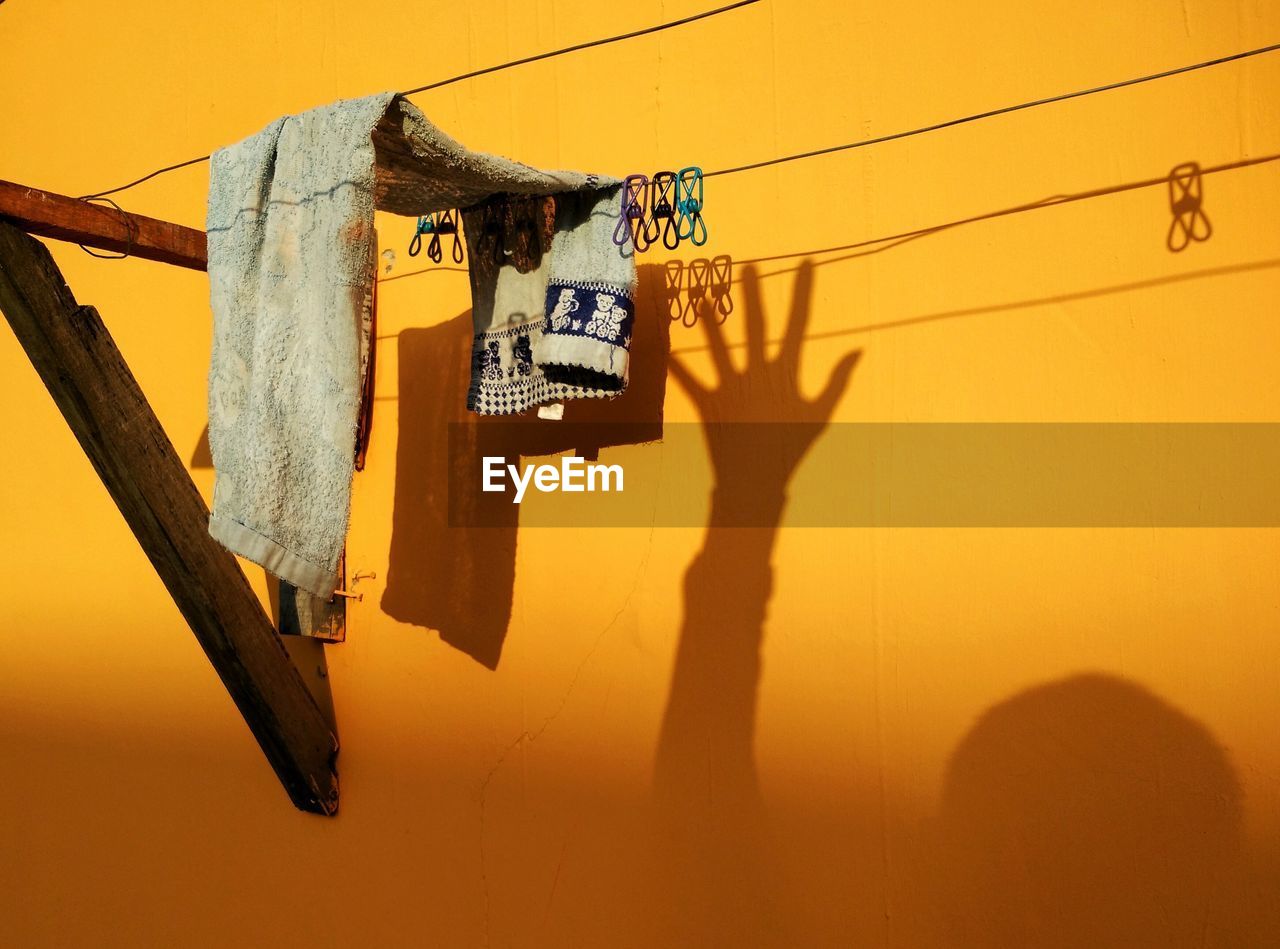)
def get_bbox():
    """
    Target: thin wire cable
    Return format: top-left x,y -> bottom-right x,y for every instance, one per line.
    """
81,0 -> 762,200
80,31 -> 1280,201
704,40 -> 1280,177
400,0 -> 761,95
76,196 -> 137,259
81,154 -> 213,201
